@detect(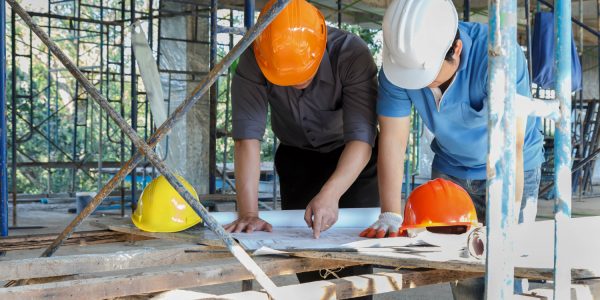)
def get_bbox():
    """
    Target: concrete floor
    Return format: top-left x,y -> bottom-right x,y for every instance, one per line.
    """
4,195 -> 600,299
